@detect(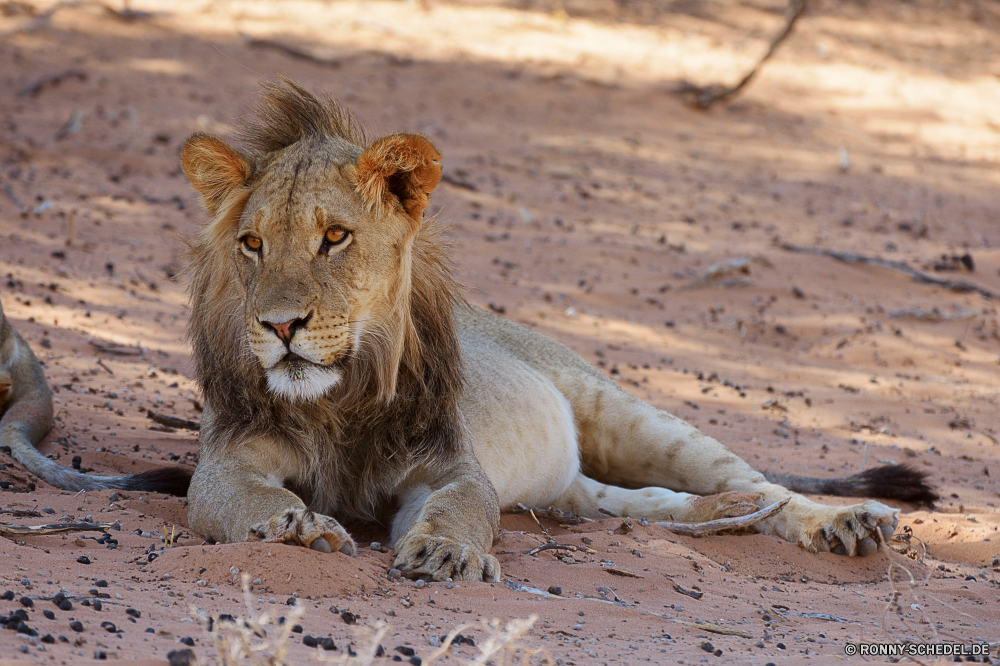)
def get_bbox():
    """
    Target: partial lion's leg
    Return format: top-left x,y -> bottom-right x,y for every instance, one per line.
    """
551,473 -> 761,523
567,381 -> 896,555
391,456 -> 501,582
188,424 -> 355,555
